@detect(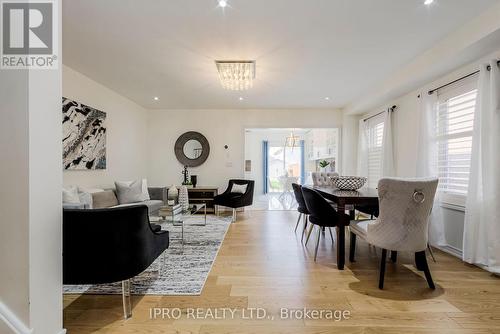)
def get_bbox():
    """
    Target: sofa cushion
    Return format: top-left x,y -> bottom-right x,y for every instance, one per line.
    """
92,190 -> 119,209
115,180 -> 144,204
